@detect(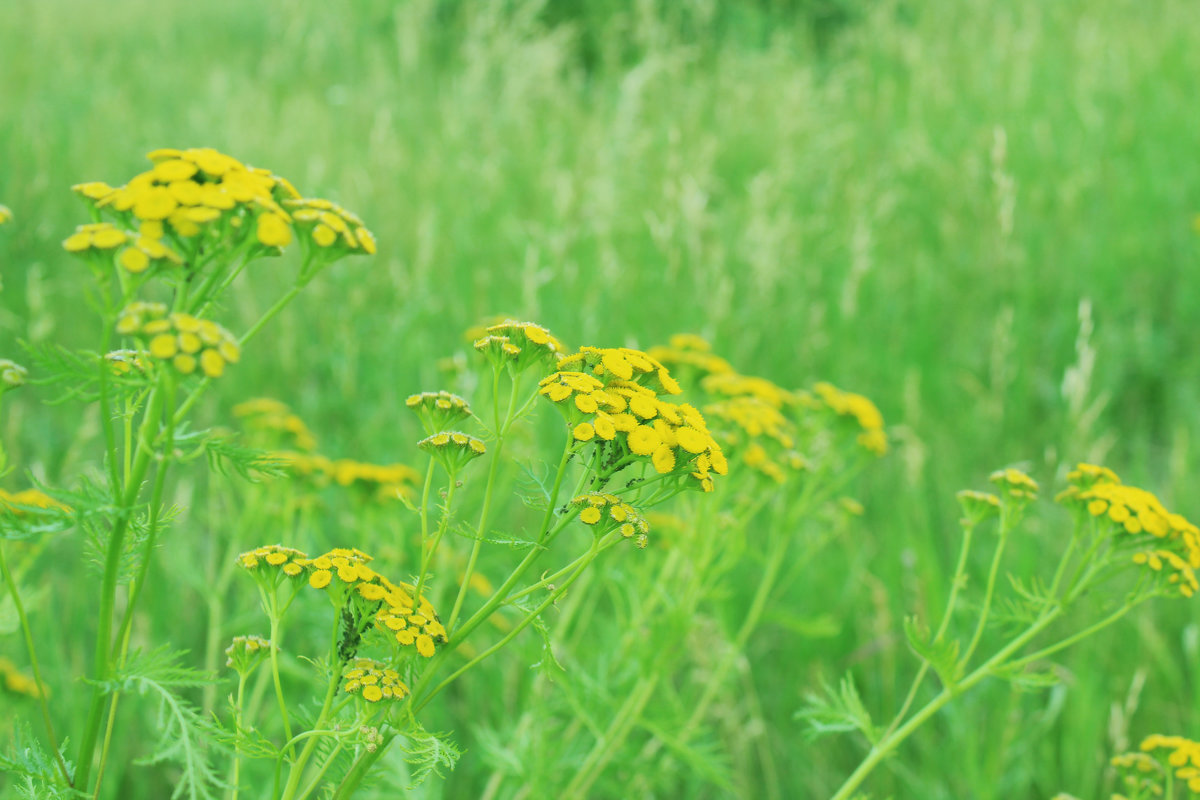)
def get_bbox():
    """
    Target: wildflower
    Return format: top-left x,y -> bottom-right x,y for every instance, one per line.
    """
558,346 -> 682,395
1057,463 -> 1200,595
571,493 -> 651,542
0,359 -> 27,390
237,545 -> 310,590
988,467 -> 1039,502
418,431 -> 487,475
1137,734 -> 1200,793
812,382 -> 888,456
703,373 -> 798,410
105,350 -> 150,378
647,334 -> 734,380
956,489 -> 1002,524
474,320 -> 565,373
234,397 -> 318,451
0,205 -> 12,226
283,197 -> 376,255
341,659 -> 410,702
115,304 -> 240,379
224,635 -> 272,675
330,458 -> 421,502
63,222 -> 129,252
405,390 -> 473,434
